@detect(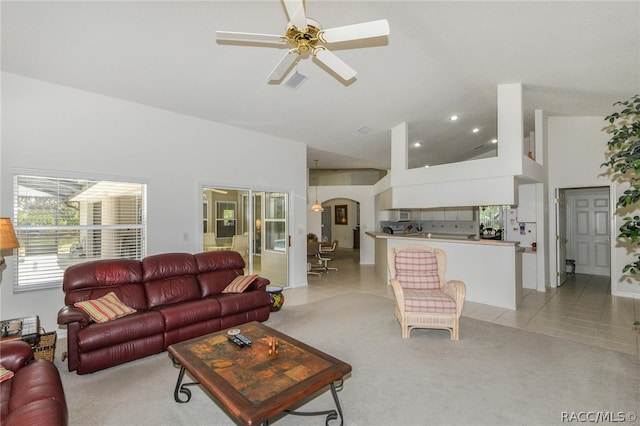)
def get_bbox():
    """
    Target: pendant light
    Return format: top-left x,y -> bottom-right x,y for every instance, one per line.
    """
310,160 -> 324,212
